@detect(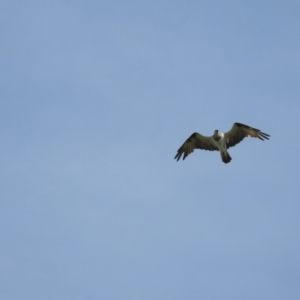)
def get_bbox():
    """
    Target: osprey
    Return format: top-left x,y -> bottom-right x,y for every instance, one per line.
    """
174,122 -> 270,164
